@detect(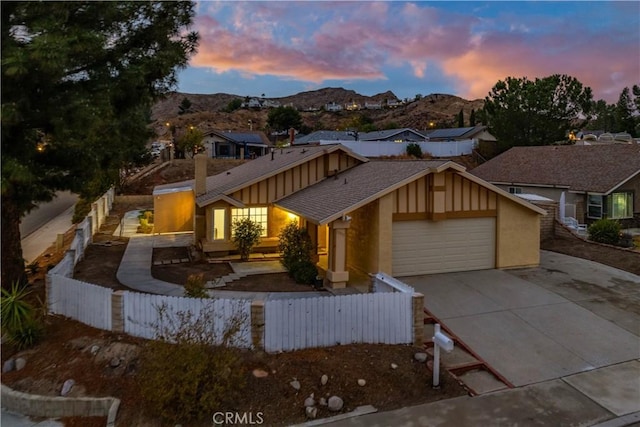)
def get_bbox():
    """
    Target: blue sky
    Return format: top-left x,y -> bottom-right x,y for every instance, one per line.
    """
176,1 -> 639,103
